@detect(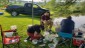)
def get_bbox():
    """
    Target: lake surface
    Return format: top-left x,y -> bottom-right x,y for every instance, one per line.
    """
53,15 -> 85,28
